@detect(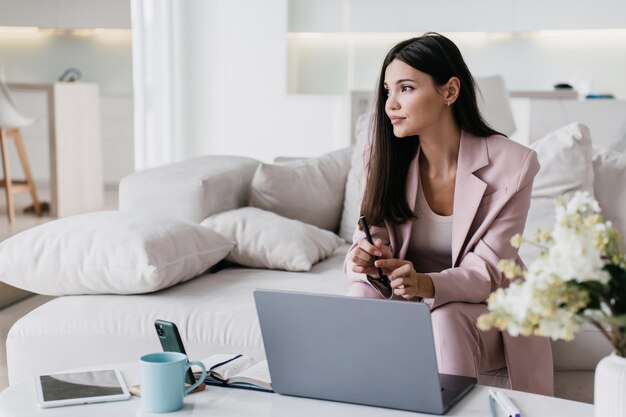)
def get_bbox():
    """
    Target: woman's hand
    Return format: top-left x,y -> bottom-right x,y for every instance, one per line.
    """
373,259 -> 435,299
349,238 -> 393,277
